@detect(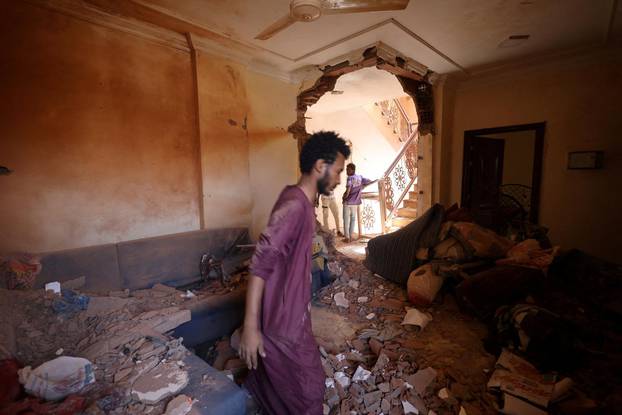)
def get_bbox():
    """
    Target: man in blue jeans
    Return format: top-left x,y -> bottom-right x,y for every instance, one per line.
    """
342,163 -> 376,242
